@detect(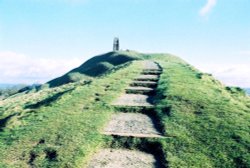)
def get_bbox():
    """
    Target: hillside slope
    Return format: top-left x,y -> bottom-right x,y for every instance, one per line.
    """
0,51 -> 249,167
